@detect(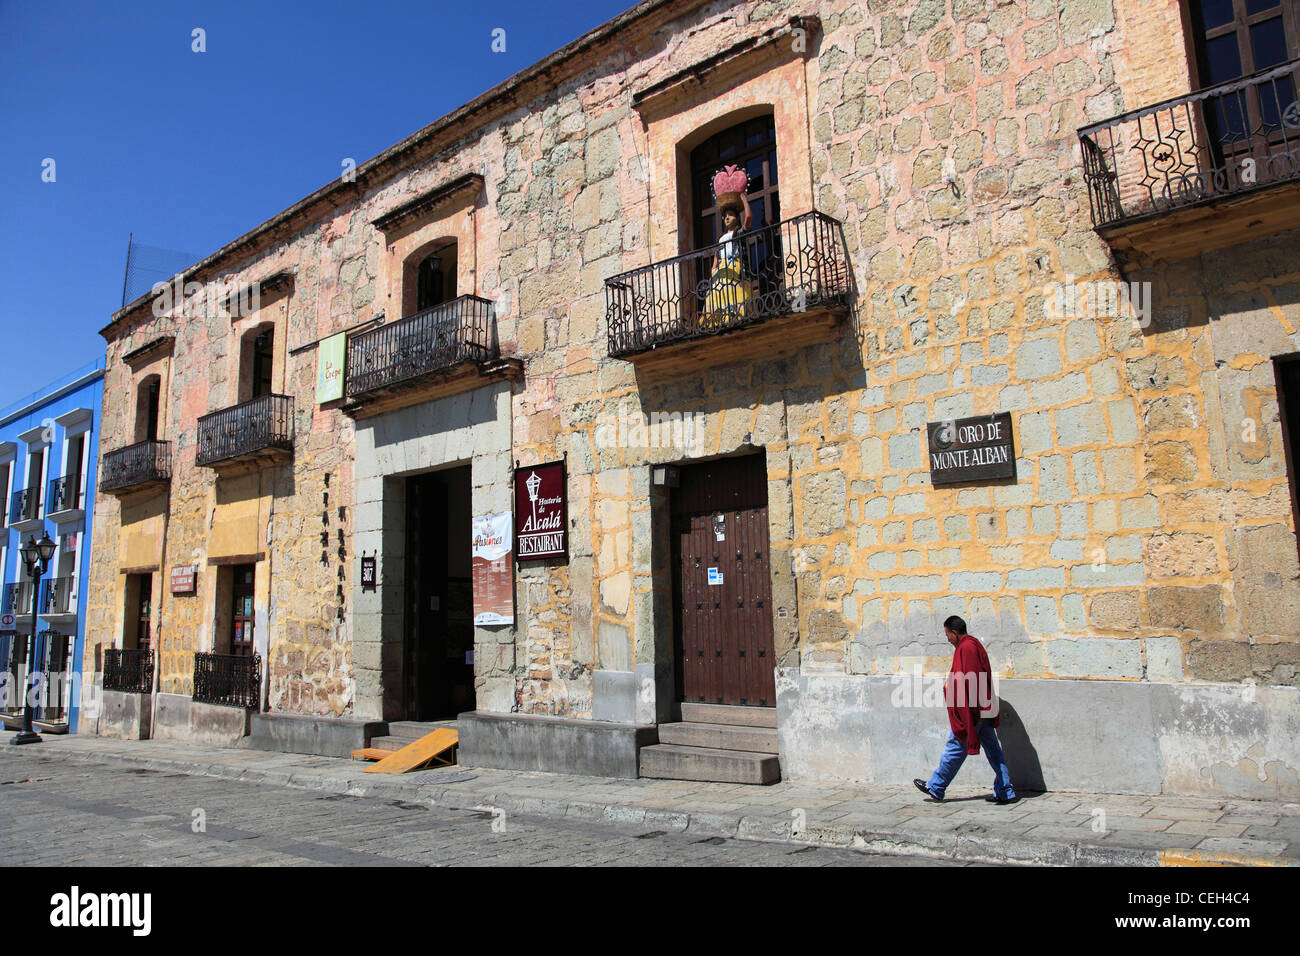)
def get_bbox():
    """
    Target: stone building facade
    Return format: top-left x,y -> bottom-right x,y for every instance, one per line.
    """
86,0 -> 1300,795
